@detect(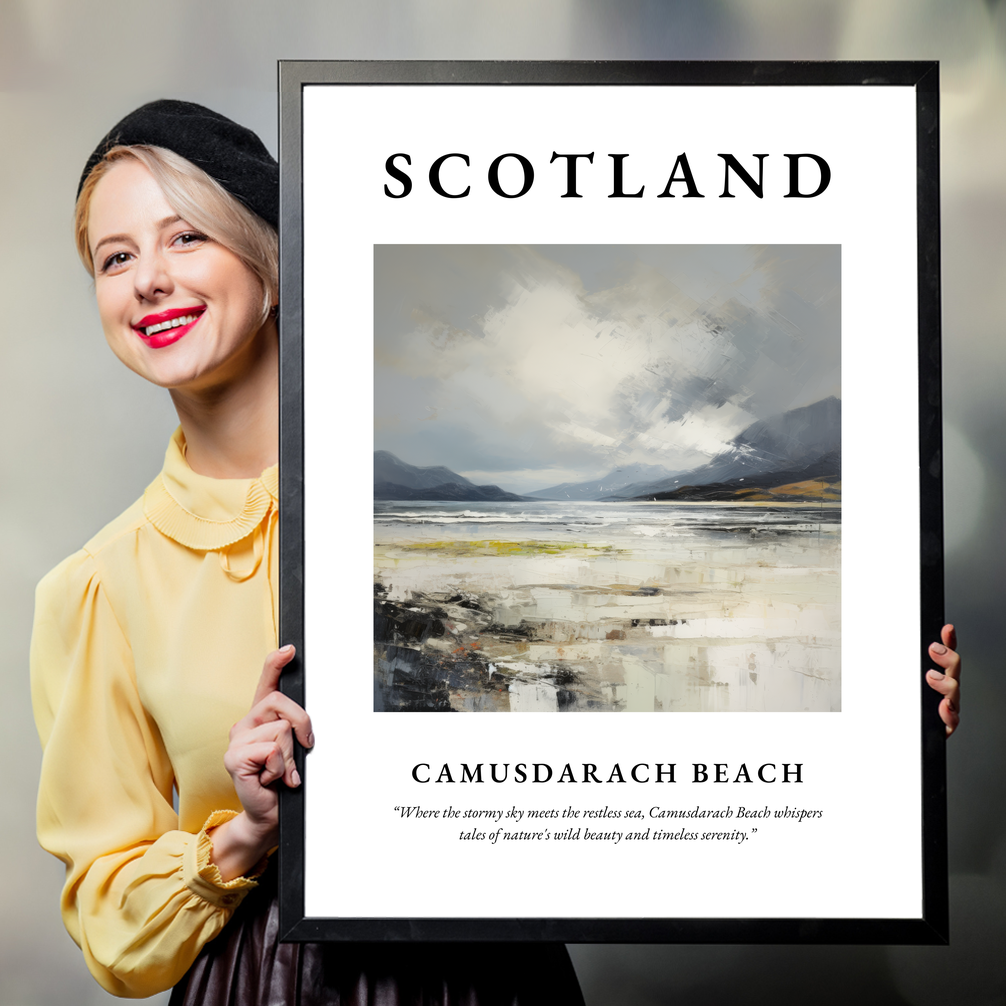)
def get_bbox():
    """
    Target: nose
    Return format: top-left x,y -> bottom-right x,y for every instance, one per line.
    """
133,247 -> 173,303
